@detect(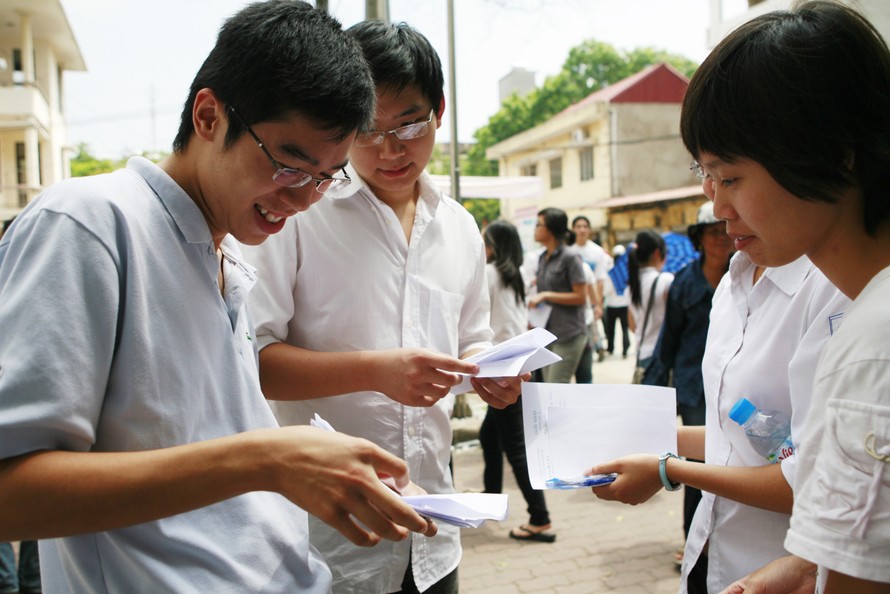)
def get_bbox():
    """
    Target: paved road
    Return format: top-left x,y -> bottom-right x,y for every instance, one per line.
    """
451,351 -> 685,593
